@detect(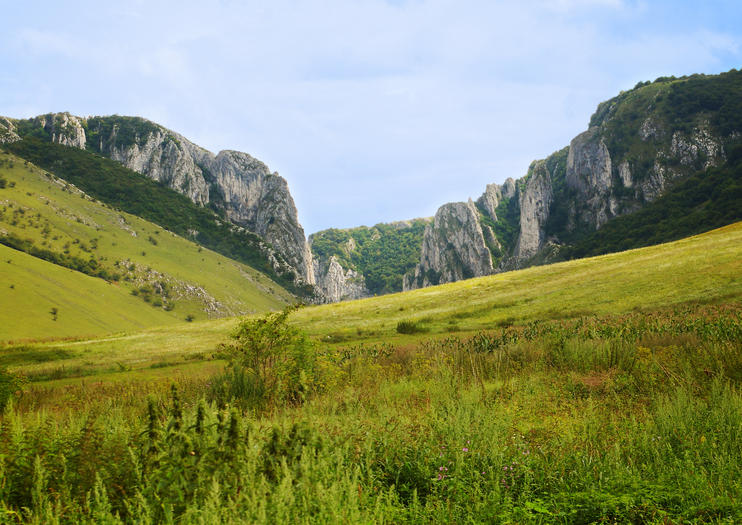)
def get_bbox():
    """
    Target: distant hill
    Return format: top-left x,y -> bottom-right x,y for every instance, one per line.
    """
309,219 -> 430,300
